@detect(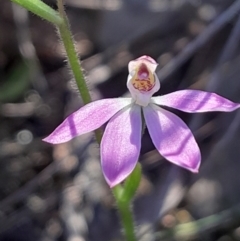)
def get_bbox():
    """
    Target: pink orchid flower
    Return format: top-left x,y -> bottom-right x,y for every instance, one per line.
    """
43,56 -> 240,187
